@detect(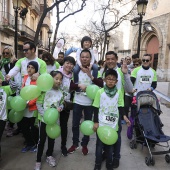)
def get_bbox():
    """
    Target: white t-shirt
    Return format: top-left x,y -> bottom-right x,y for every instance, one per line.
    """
62,75 -> 71,102
93,88 -> 121,131
0,89 -> 7,120
74,70 -> 93,106
131,66 -> 157,94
